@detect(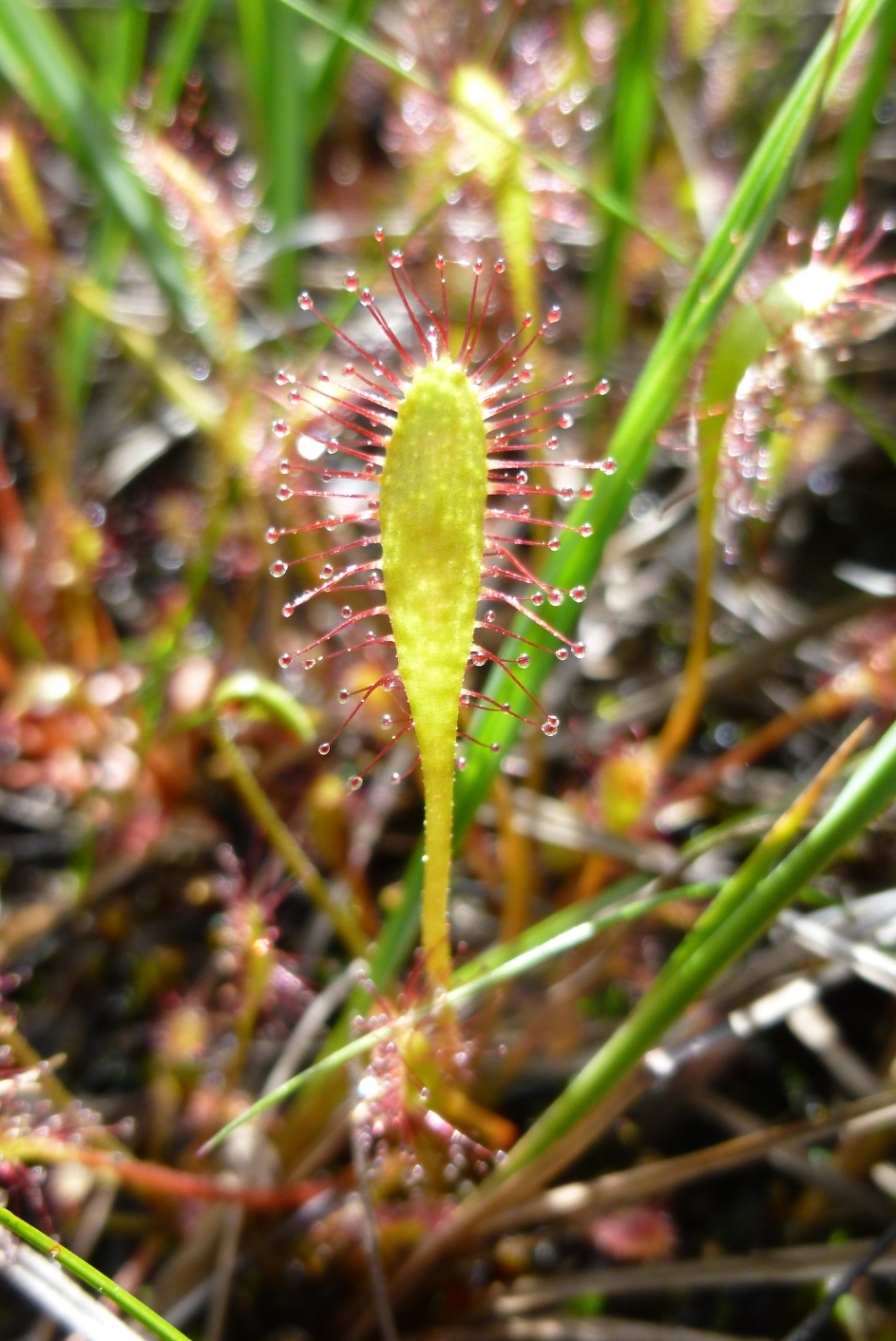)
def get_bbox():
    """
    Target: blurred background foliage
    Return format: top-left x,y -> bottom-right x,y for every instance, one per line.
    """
2,1 -> 896,1339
